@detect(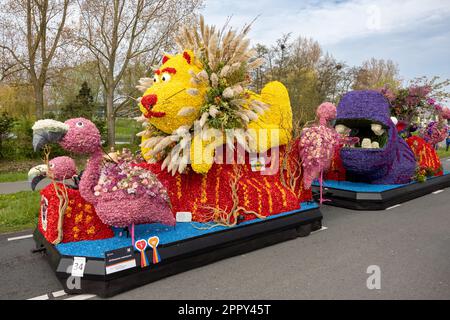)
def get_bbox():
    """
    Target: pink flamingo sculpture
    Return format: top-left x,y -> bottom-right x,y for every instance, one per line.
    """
32,118 -> 175,245
299,103 -> 341,204
421,109 -> 449,147
28,156 -> 78,191
442,107 -> 450,120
